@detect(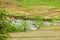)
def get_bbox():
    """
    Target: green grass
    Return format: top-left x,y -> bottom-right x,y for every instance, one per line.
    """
20,7 -> 32,11
50,16 -> 60,26
0,9 -> 9,40
51,16 -> 60,21
14,0 -> 60,7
